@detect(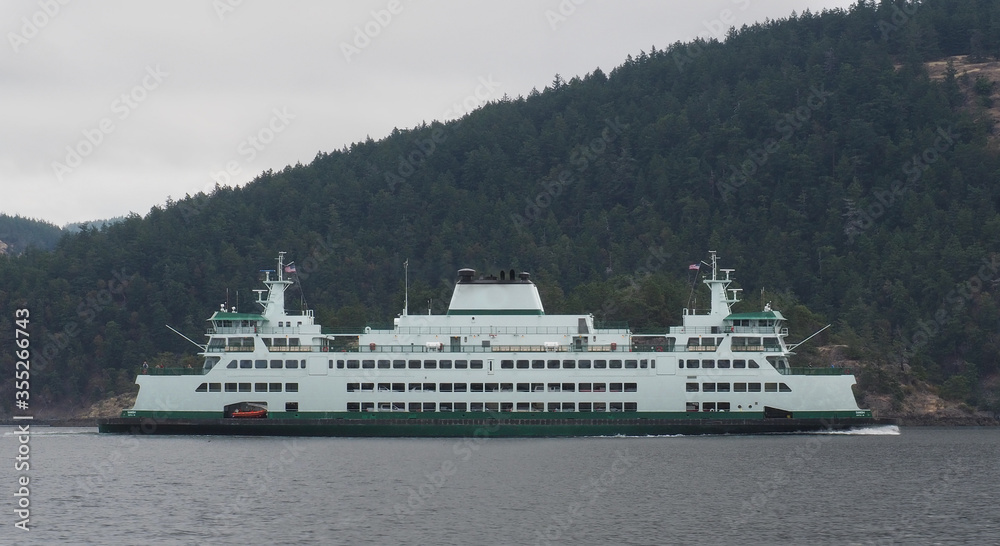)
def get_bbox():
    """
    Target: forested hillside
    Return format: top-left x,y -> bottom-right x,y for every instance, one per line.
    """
0,214 -> 63,255
3,0 -> 1000,416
